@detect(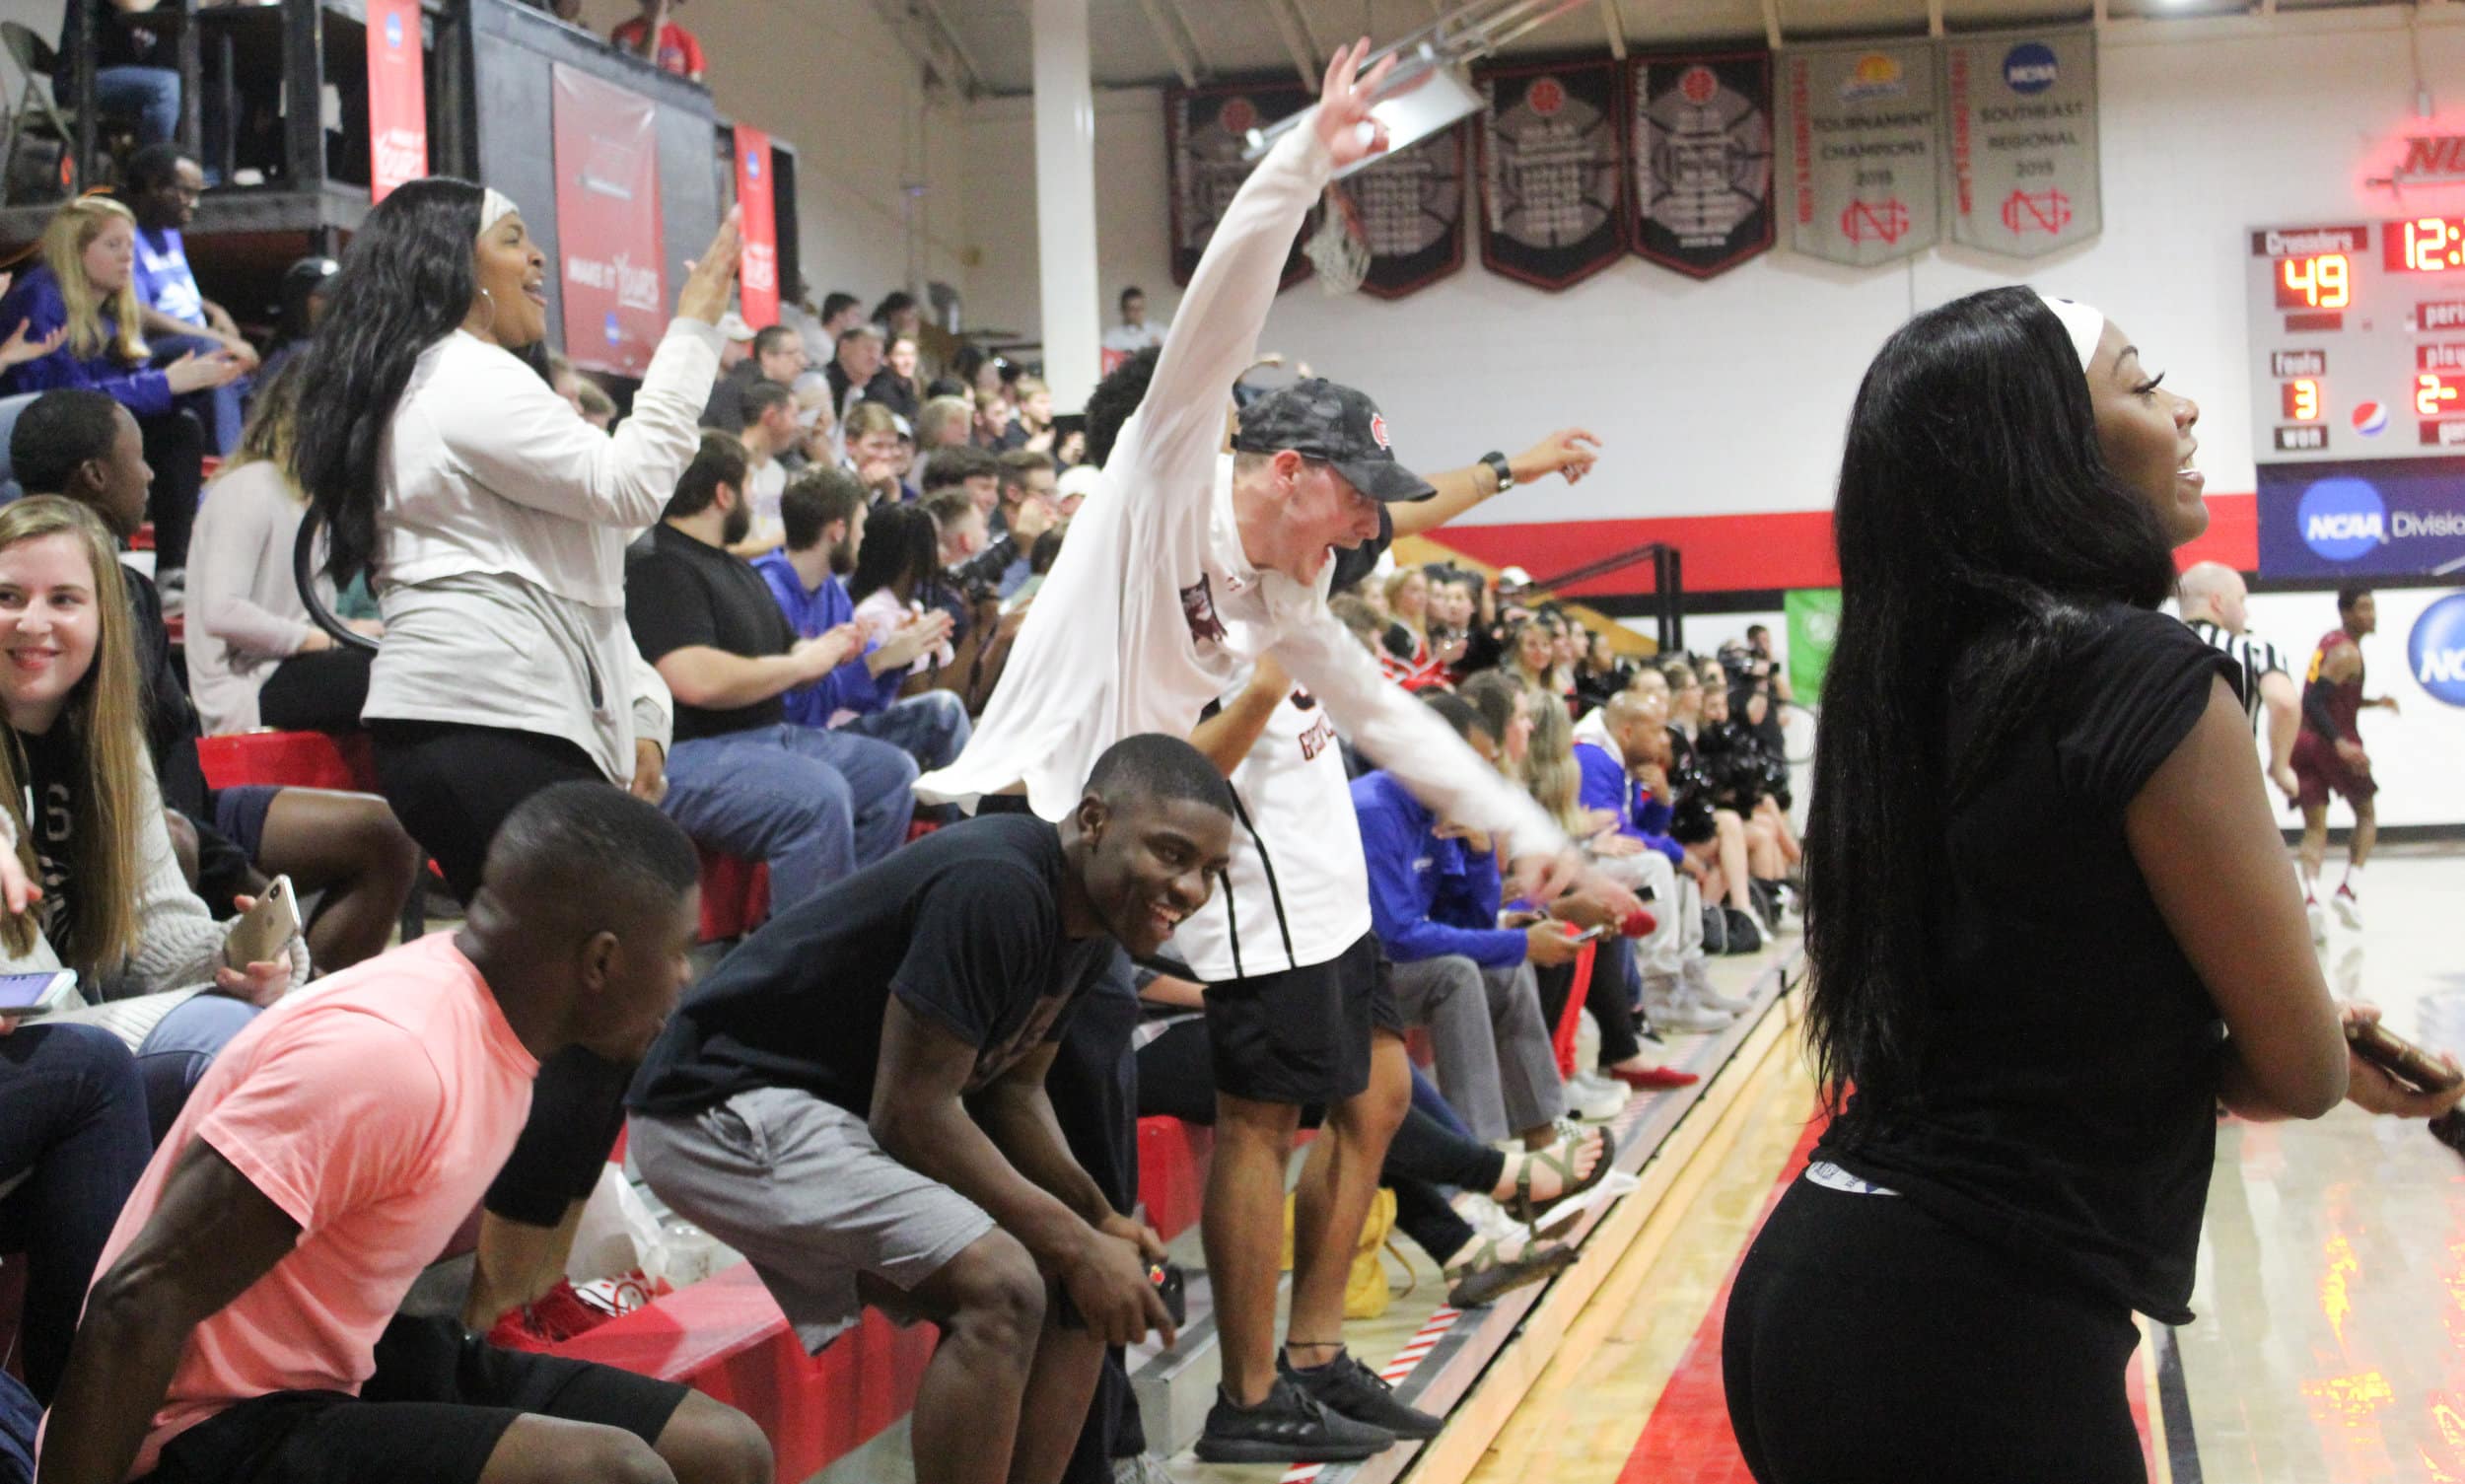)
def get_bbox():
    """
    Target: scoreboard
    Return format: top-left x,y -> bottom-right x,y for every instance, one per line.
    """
2247,216 -> 2465,462
2249,216 -> 2465,581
